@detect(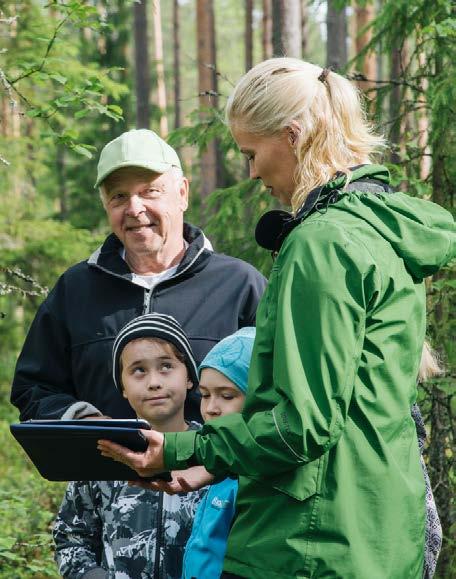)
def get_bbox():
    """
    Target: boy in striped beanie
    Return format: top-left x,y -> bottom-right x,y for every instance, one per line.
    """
112,313 -> 198,431
54,313 -> 203,579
